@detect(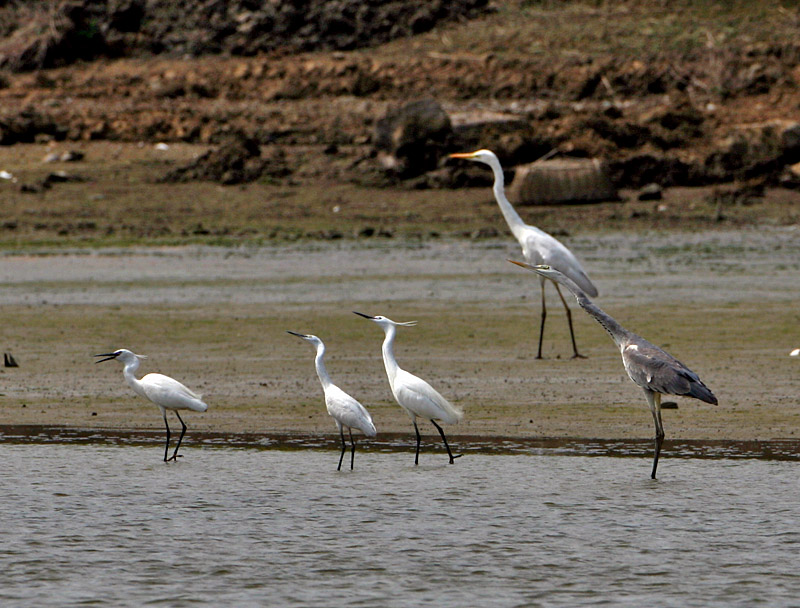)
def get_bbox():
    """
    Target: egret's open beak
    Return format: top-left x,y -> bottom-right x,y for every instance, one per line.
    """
352,311 -> 375,320
94,353 -> 119,363
286,330 -> 309,339
449,152 -> 477,159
